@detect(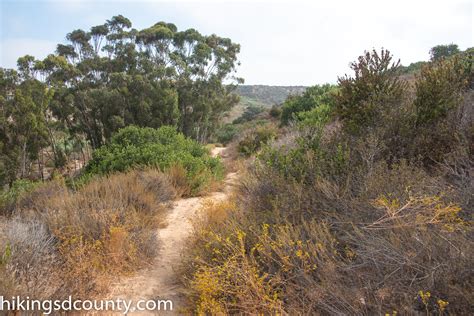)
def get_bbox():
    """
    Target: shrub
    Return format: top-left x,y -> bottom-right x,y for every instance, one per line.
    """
84,126 -> 223,195
232,105 -> 264,124
333,50 -> 472,166
296,103 -> 332,128
3,219 -> 62,298
3,168 -> 175,298
182,151 -> 473,314
182,48 -> 474,312
414,56 -> 470,126
280,84 -> 336,125
334,49 -> 407,133
430,43 -> 460,61
409,56 -> 472,165
214,124 -> 239,145
0,179 -> 39,216
237,124 -> 277,157
398,61 -> 428,75
269,104 -> 281,118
